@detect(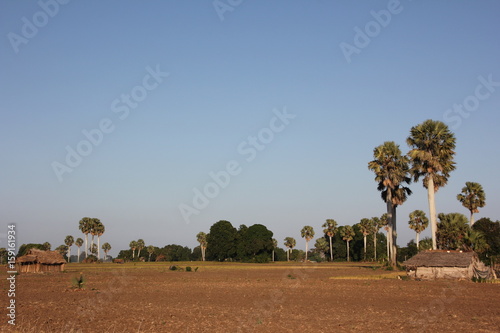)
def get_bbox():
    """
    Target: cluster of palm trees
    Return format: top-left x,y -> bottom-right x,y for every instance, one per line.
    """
368,119 -> 486,266
78,217 -> 106,259
128,239 -> 156,261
